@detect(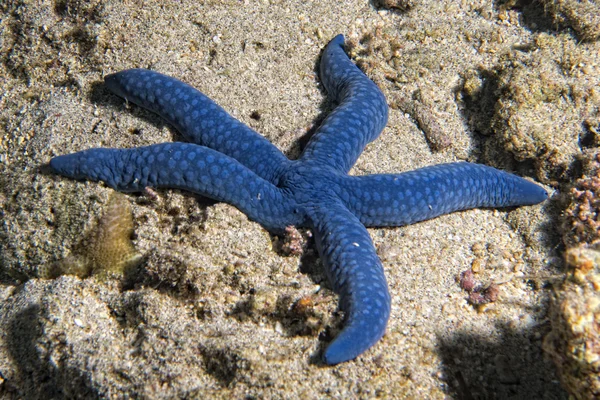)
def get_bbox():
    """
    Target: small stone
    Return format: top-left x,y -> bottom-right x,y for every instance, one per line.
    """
471,258 -> 483,273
